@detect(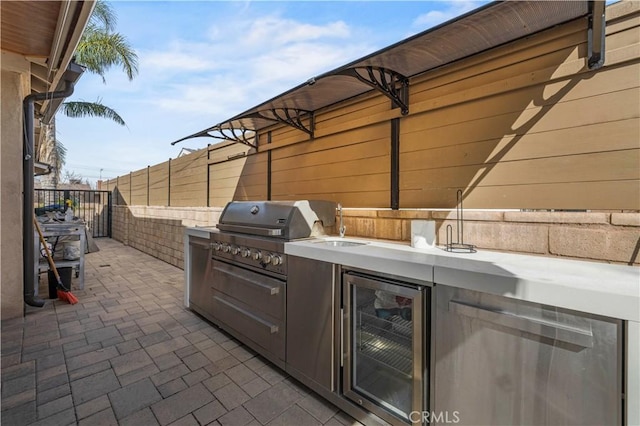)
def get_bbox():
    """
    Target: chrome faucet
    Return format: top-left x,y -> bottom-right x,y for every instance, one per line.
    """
337,203 -> 346,238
